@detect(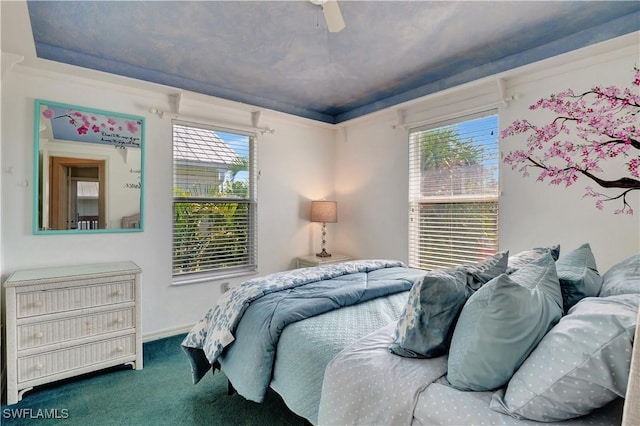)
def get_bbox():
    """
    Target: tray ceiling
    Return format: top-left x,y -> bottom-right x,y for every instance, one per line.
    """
26,1 -> 640,124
